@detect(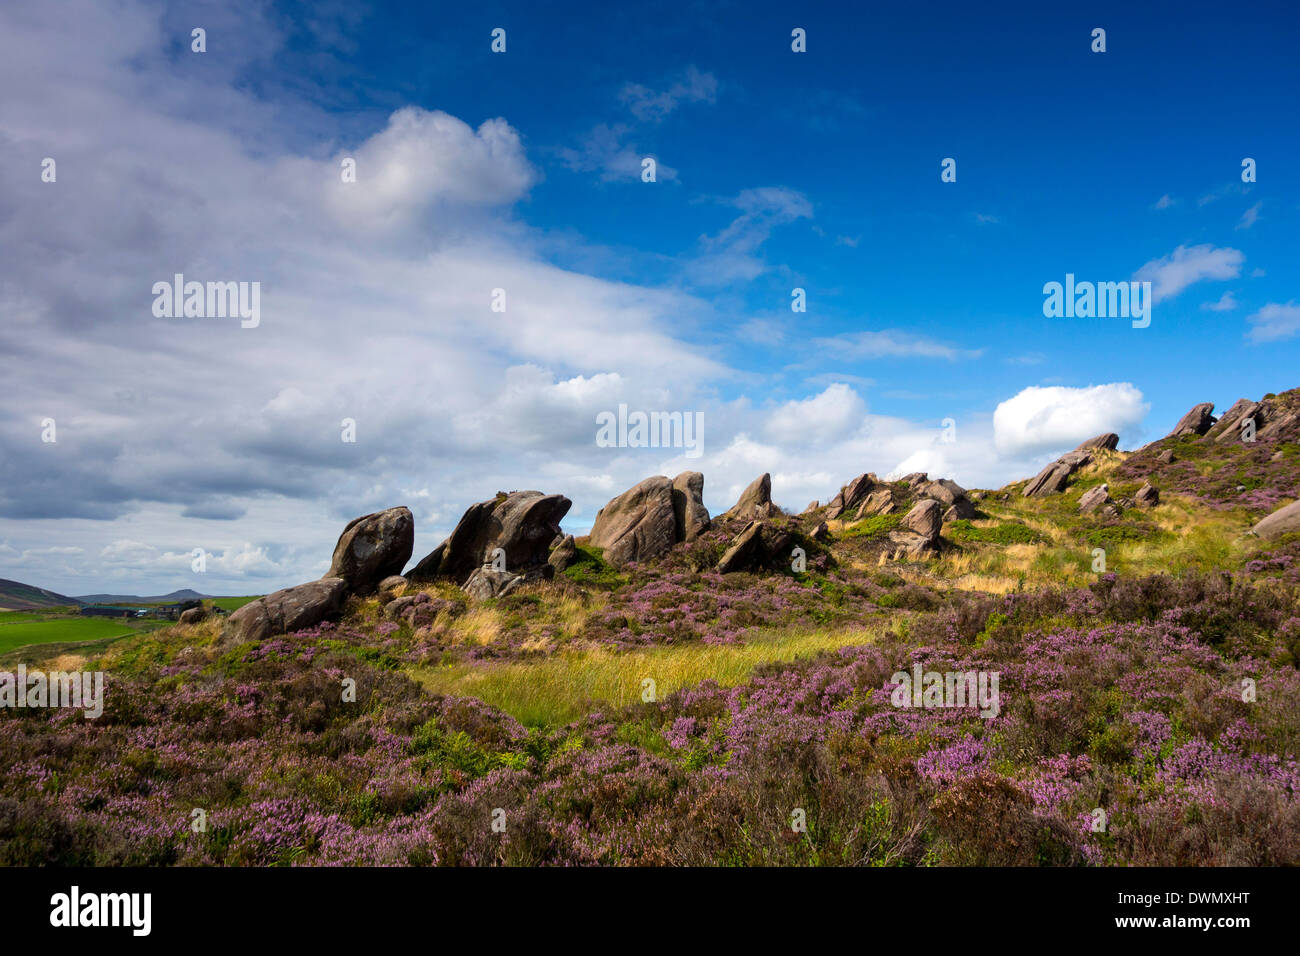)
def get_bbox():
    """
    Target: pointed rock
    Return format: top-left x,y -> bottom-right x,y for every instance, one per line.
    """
721,473 -> 780,521
671,471 -> 711,542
